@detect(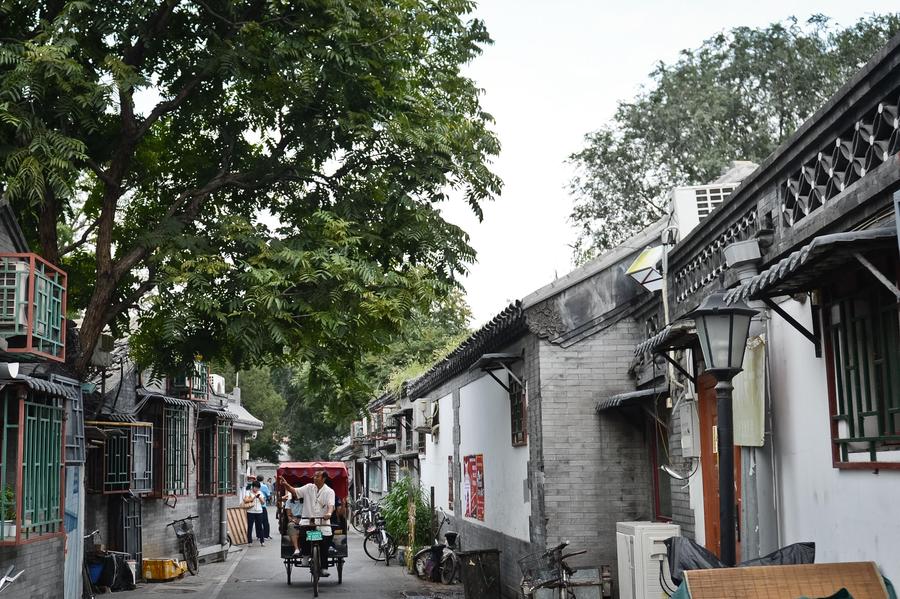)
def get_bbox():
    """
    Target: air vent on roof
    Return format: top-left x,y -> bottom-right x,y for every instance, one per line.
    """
694,187 -> 734,220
